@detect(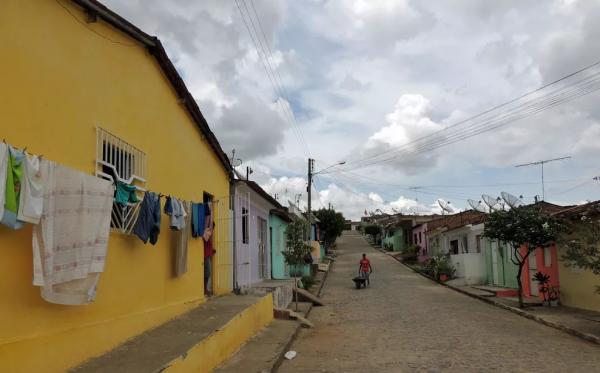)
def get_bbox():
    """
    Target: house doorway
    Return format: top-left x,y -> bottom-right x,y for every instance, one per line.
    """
491,241 -> 500,286
529,251 -> 539,296
257,217 -> 268,279
203,192 -> 214,295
